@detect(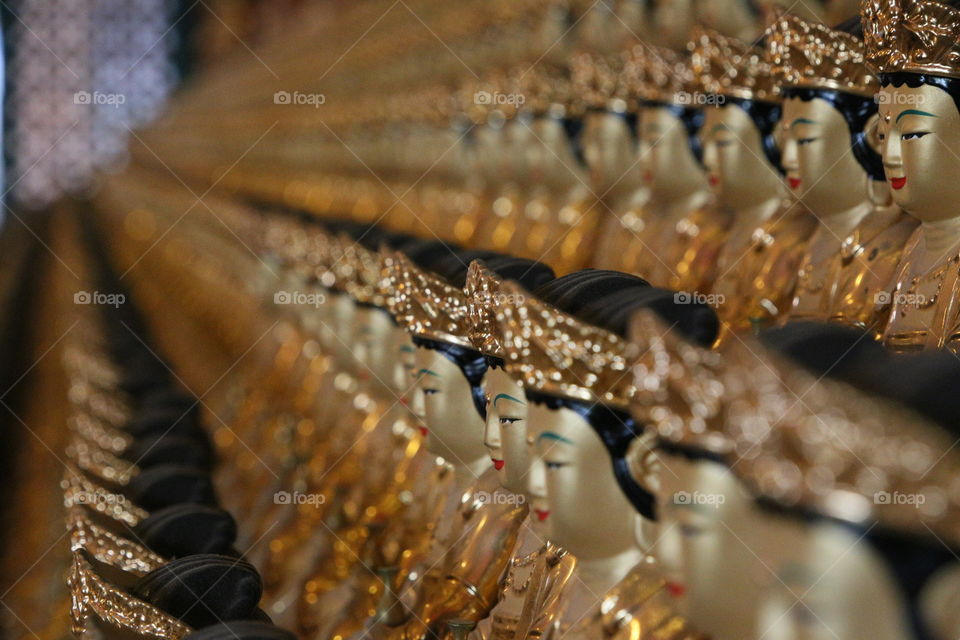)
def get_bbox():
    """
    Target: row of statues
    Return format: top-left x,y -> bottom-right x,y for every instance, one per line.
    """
47,1 -> 960,640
